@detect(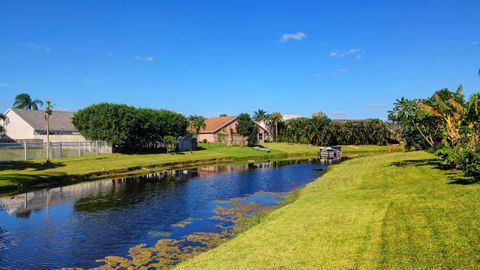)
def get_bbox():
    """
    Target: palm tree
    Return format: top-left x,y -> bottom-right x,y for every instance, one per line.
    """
44,100 -> 53,163
188,115 -> 207,138
253,109 -> 268,122
0,113 -> 6,135
269,112 -> 283,142
13,93 -> 44,110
